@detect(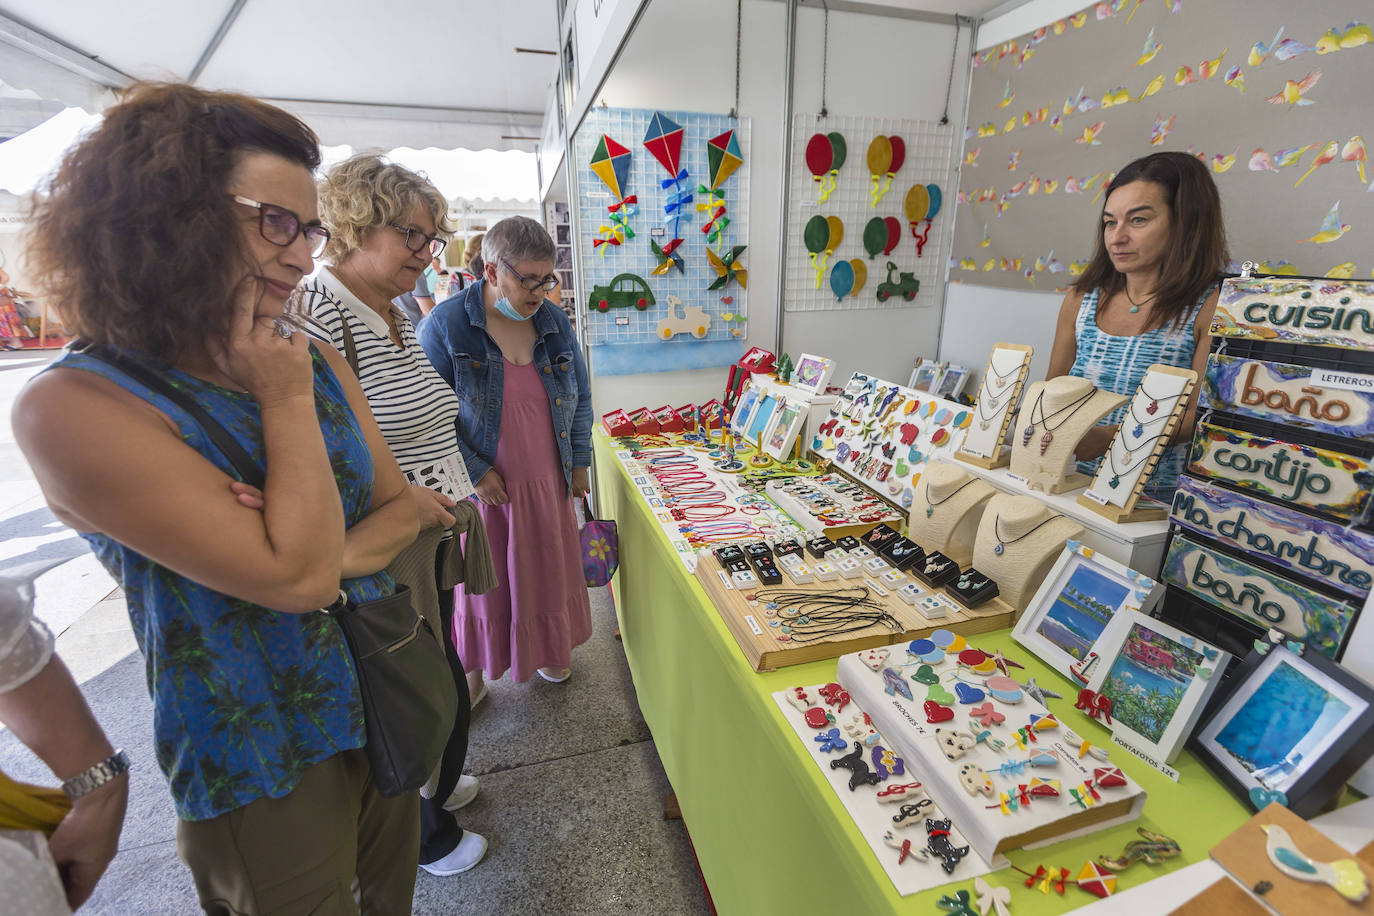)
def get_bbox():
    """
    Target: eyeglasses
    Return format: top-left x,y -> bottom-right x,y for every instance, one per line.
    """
389,224 -> 448,258
500,258 -> 559,293
230,195 -> 331,258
